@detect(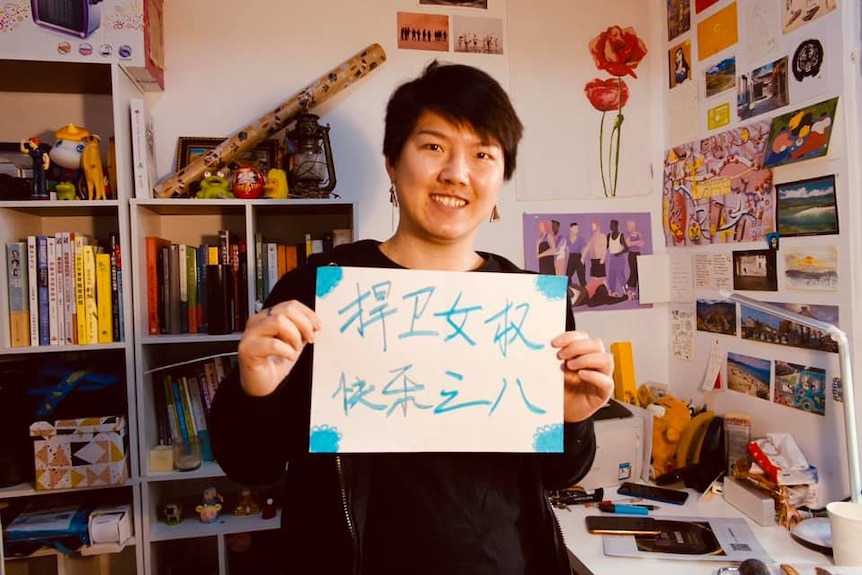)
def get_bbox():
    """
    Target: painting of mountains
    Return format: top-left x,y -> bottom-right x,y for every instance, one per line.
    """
776,175 -> 838,237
